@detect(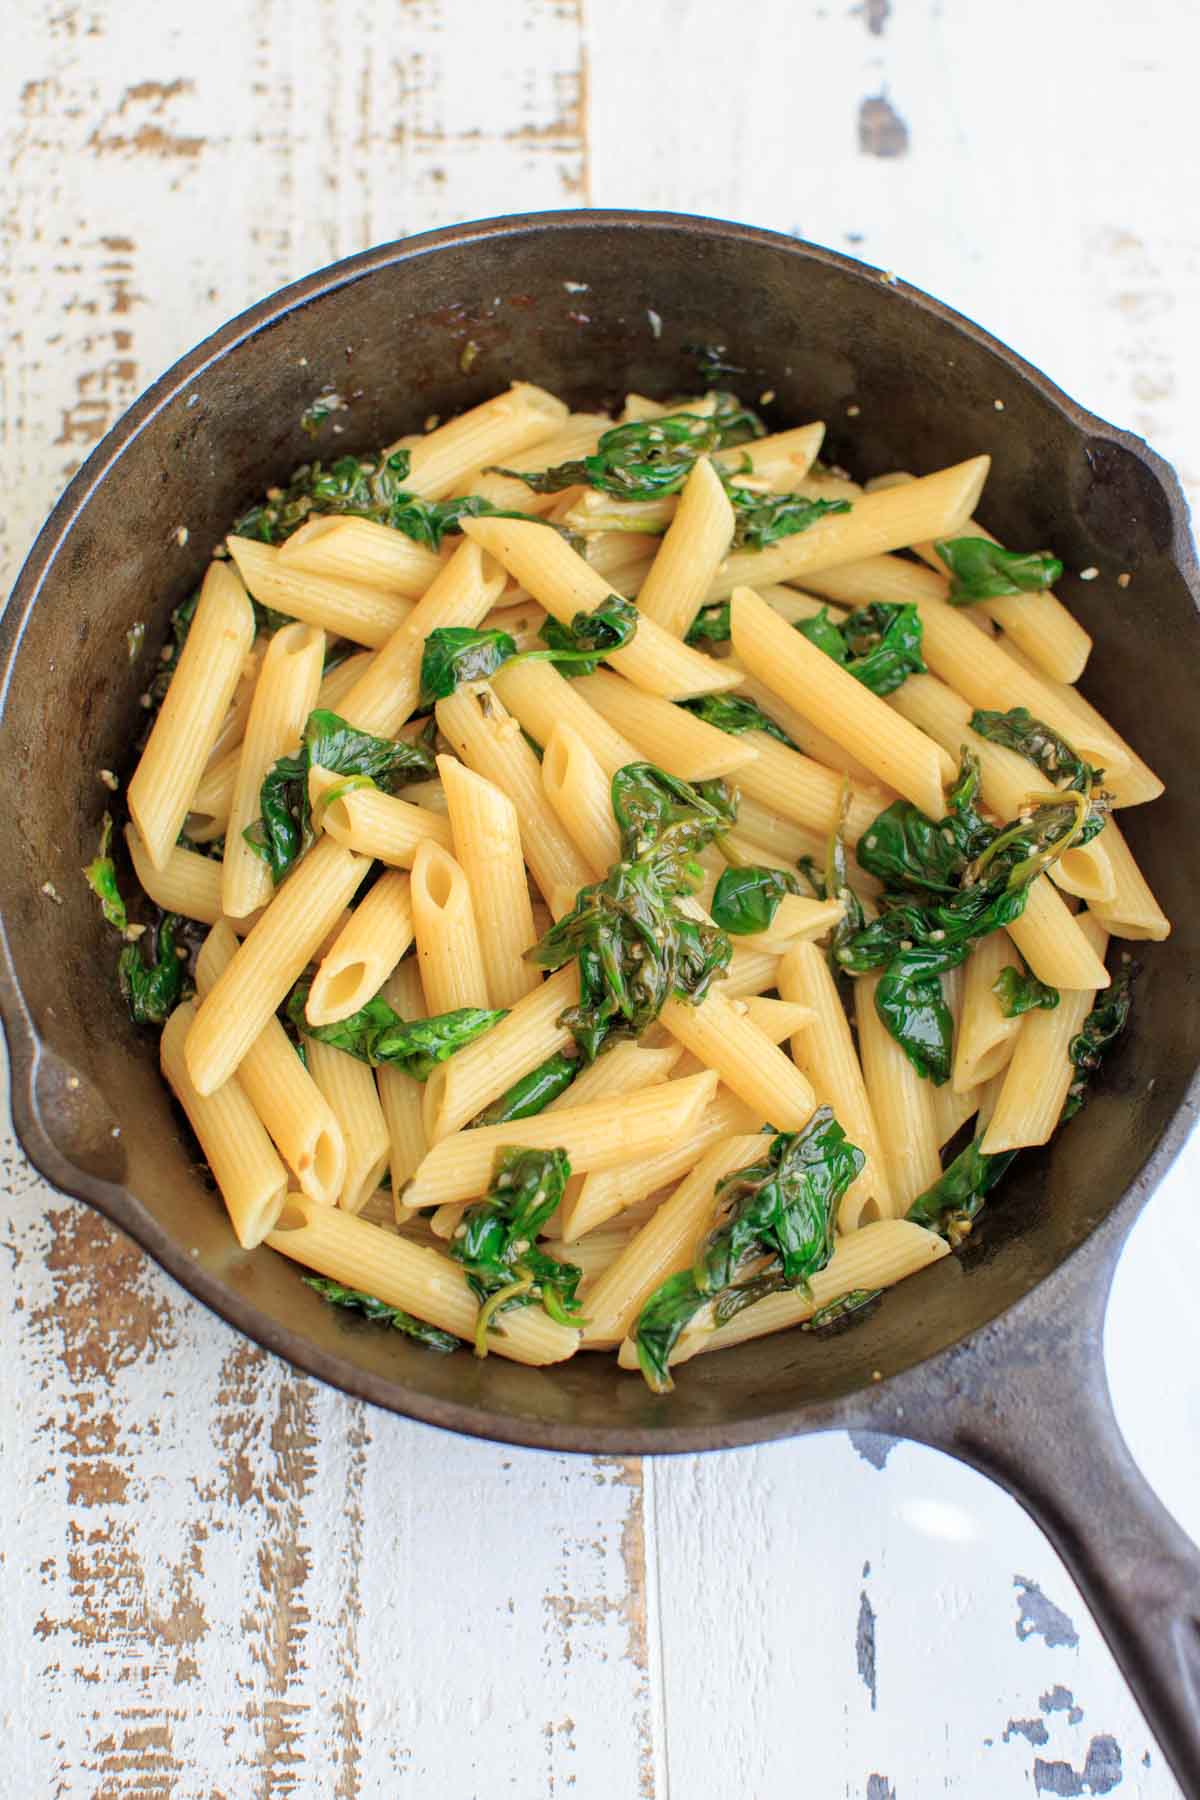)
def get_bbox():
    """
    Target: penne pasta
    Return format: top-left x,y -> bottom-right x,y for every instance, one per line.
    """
491,656 -> 640,774
377,959 -> 429,1223
422,965 -> 580,1143
997,641 -> 1164,807
128,561 -> 256,868
953,929 -> 1024,1093
915,515 -> 1092,682
541,722 -> 622,875
303,1036 -> 391,1214
389,382 -> 569,499
1088,817 -> 1170,941
277,514 -> 445,596
226,537 -> 414,647
410,839 -> 490,1014
570,669 -> 759,781
305,871 -> 415,1025
318,783 -> 453,866
854,972 -> 942,1214
439,754 -> 541,1006
635,456 -> 736,638
660,984 -> 816,1130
